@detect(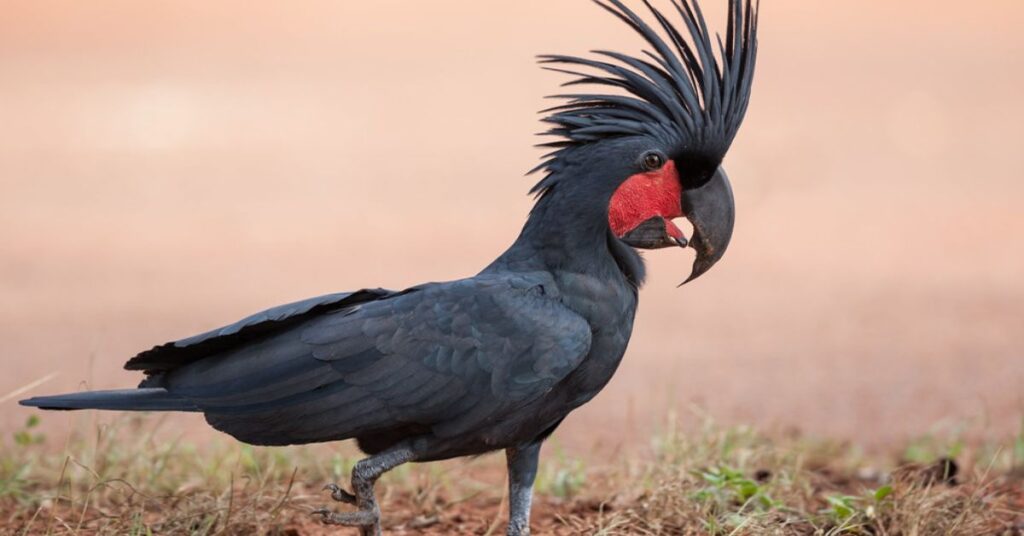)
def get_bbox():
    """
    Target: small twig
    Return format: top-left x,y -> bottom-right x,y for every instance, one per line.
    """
85,477 -> 154,503
74,484 -> 93,534
46,455 -> 71,535
18,504 -> 45,536
441,488 -> 486,508
482,473 -> 509,536
0,371 -> 59,404
948,446 -> 1004,534
727,514 -> 752,536
218,471 -> 236,536
268,466 -> 299,531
